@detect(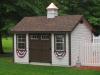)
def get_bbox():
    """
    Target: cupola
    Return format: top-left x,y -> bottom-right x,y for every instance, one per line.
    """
46,3 -> 58,18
